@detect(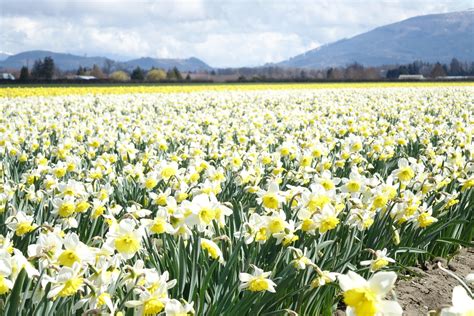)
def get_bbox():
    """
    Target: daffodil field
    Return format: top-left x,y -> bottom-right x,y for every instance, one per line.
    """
0,84 -> 473,315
